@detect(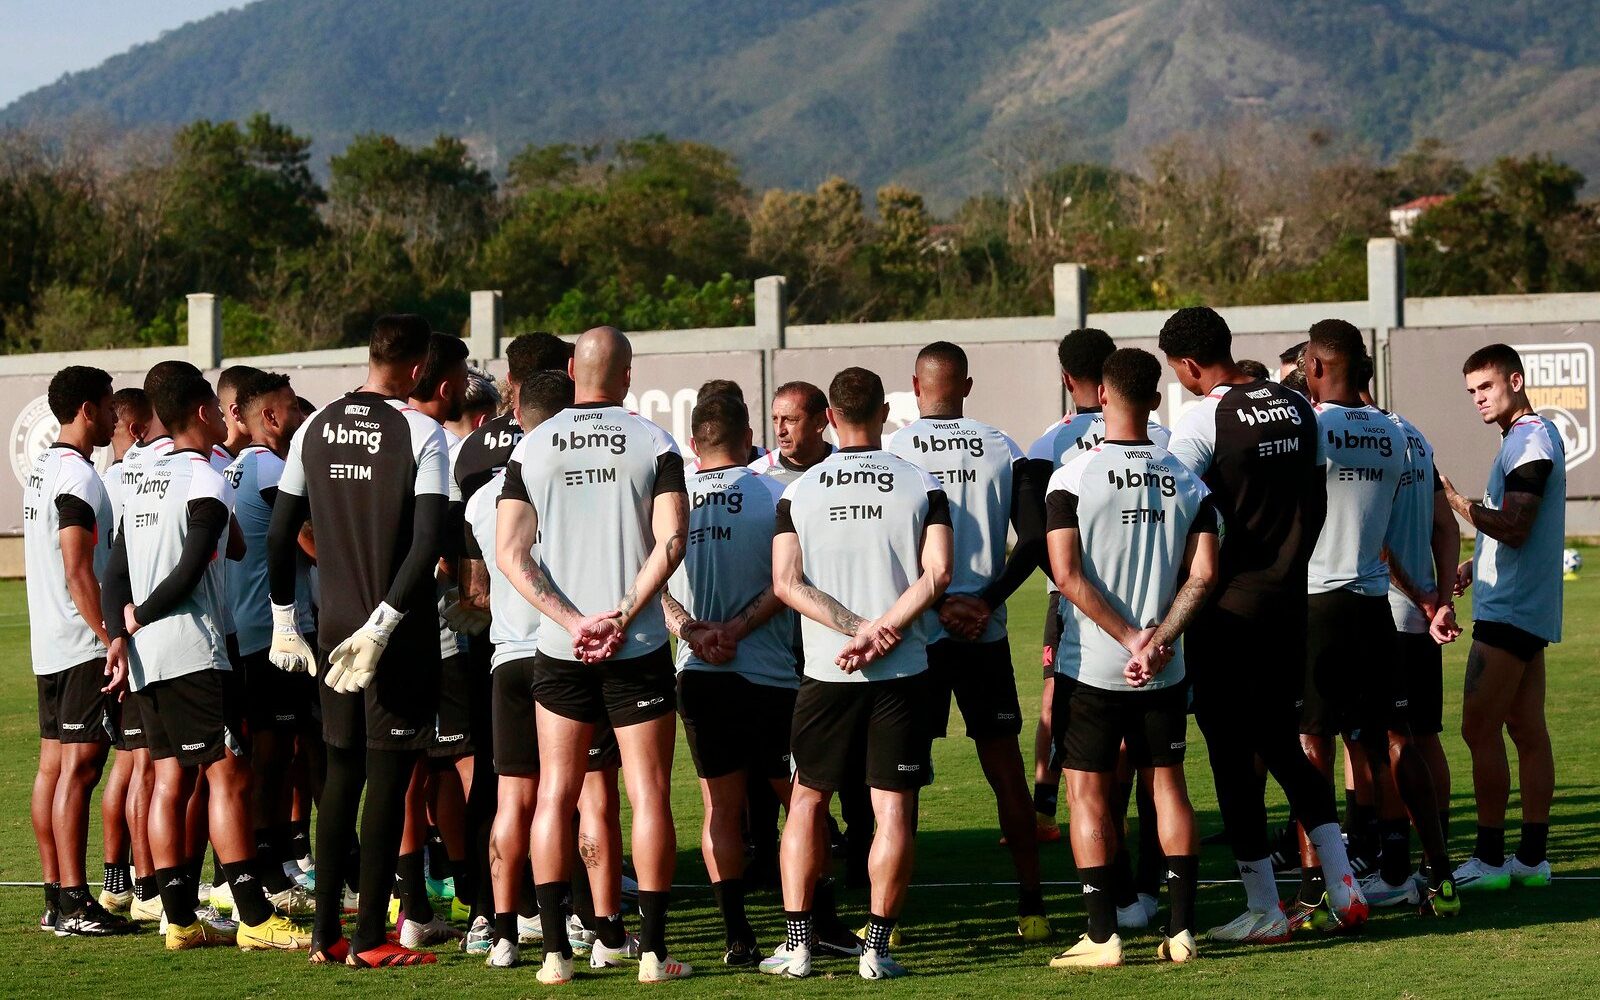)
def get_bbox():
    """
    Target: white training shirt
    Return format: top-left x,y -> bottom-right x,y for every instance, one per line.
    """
23,443 -> 114,674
